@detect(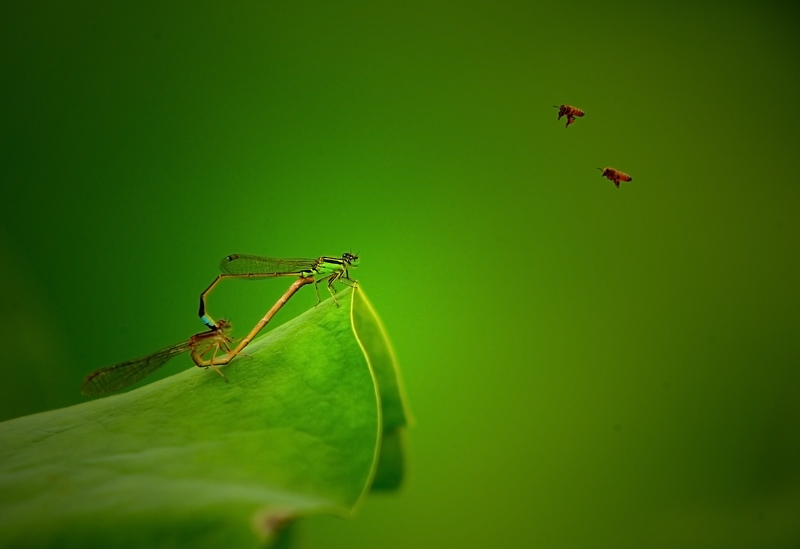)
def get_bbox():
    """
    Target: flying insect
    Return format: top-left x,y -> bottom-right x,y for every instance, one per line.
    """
597,167 -> 633,188
554,104 -> 585,128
